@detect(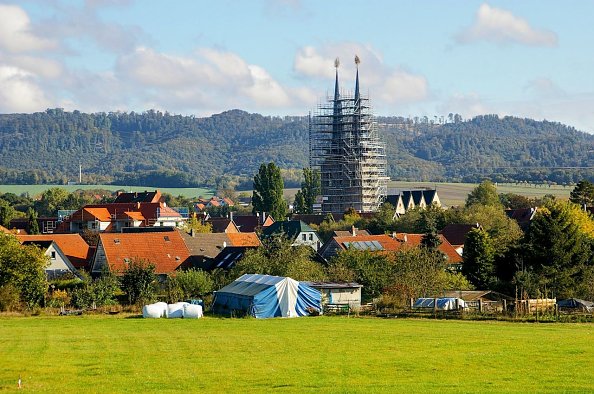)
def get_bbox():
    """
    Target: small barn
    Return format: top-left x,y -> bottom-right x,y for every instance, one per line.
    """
557,298 -> 593,313
212,274 -> 321,318
306,282 -> 362,308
